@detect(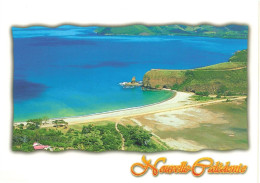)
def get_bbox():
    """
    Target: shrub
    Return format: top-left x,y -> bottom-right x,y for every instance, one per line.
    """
216,93 -> 222,98
195,91 -> 209,96
171,83 -> 180,90
217,85 -> 227,95
155,84 -> 160,89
